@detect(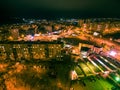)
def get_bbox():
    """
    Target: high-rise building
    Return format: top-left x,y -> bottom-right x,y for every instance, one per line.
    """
10,29 -> 19,40
0,41 -> 63,61
79,19 -> 84,27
